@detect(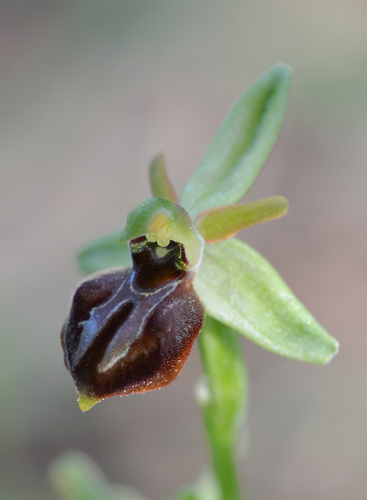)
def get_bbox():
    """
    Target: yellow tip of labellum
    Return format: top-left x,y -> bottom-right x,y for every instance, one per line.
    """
78,393 -> 101,412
